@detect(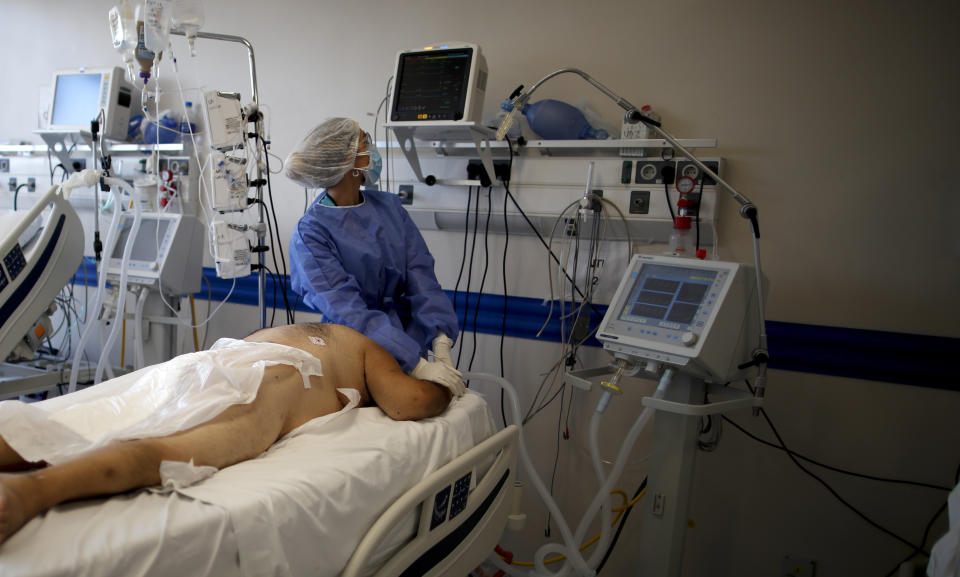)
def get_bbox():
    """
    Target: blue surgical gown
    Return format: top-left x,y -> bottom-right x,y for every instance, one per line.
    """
289,189 -> 459,372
